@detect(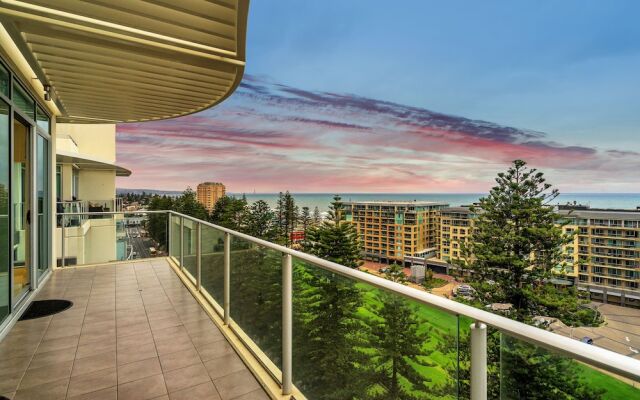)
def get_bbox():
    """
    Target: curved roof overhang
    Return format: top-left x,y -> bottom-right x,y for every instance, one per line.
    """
57,149 -> 131,177
0,0 -> 248,123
